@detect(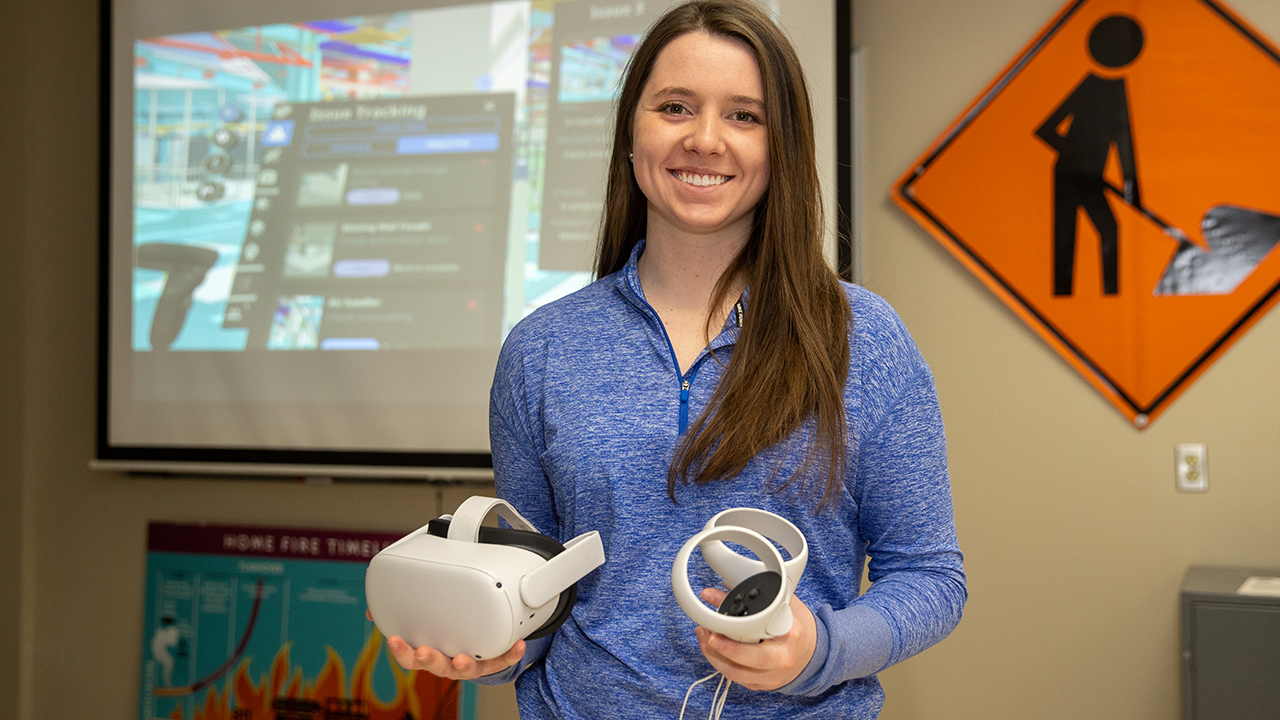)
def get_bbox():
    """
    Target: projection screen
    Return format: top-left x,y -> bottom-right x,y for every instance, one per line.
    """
96,0 -> 850,478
